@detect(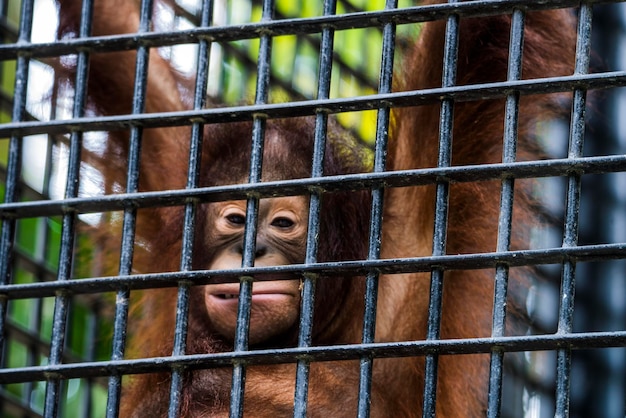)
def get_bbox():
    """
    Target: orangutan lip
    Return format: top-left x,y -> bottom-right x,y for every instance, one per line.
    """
208,273 -> 299,285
